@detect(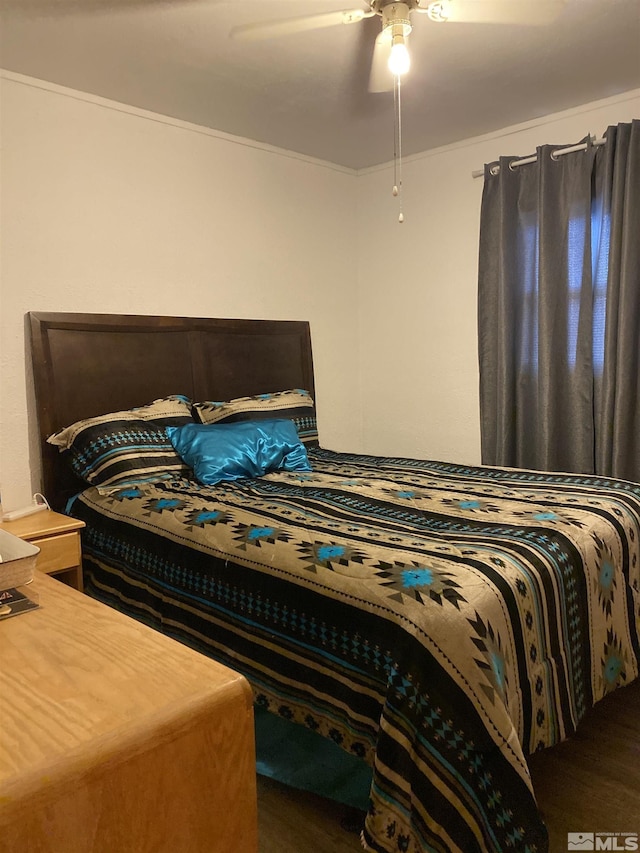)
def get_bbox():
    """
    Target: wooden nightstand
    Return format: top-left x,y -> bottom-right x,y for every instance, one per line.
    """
0,510 -> 84,592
